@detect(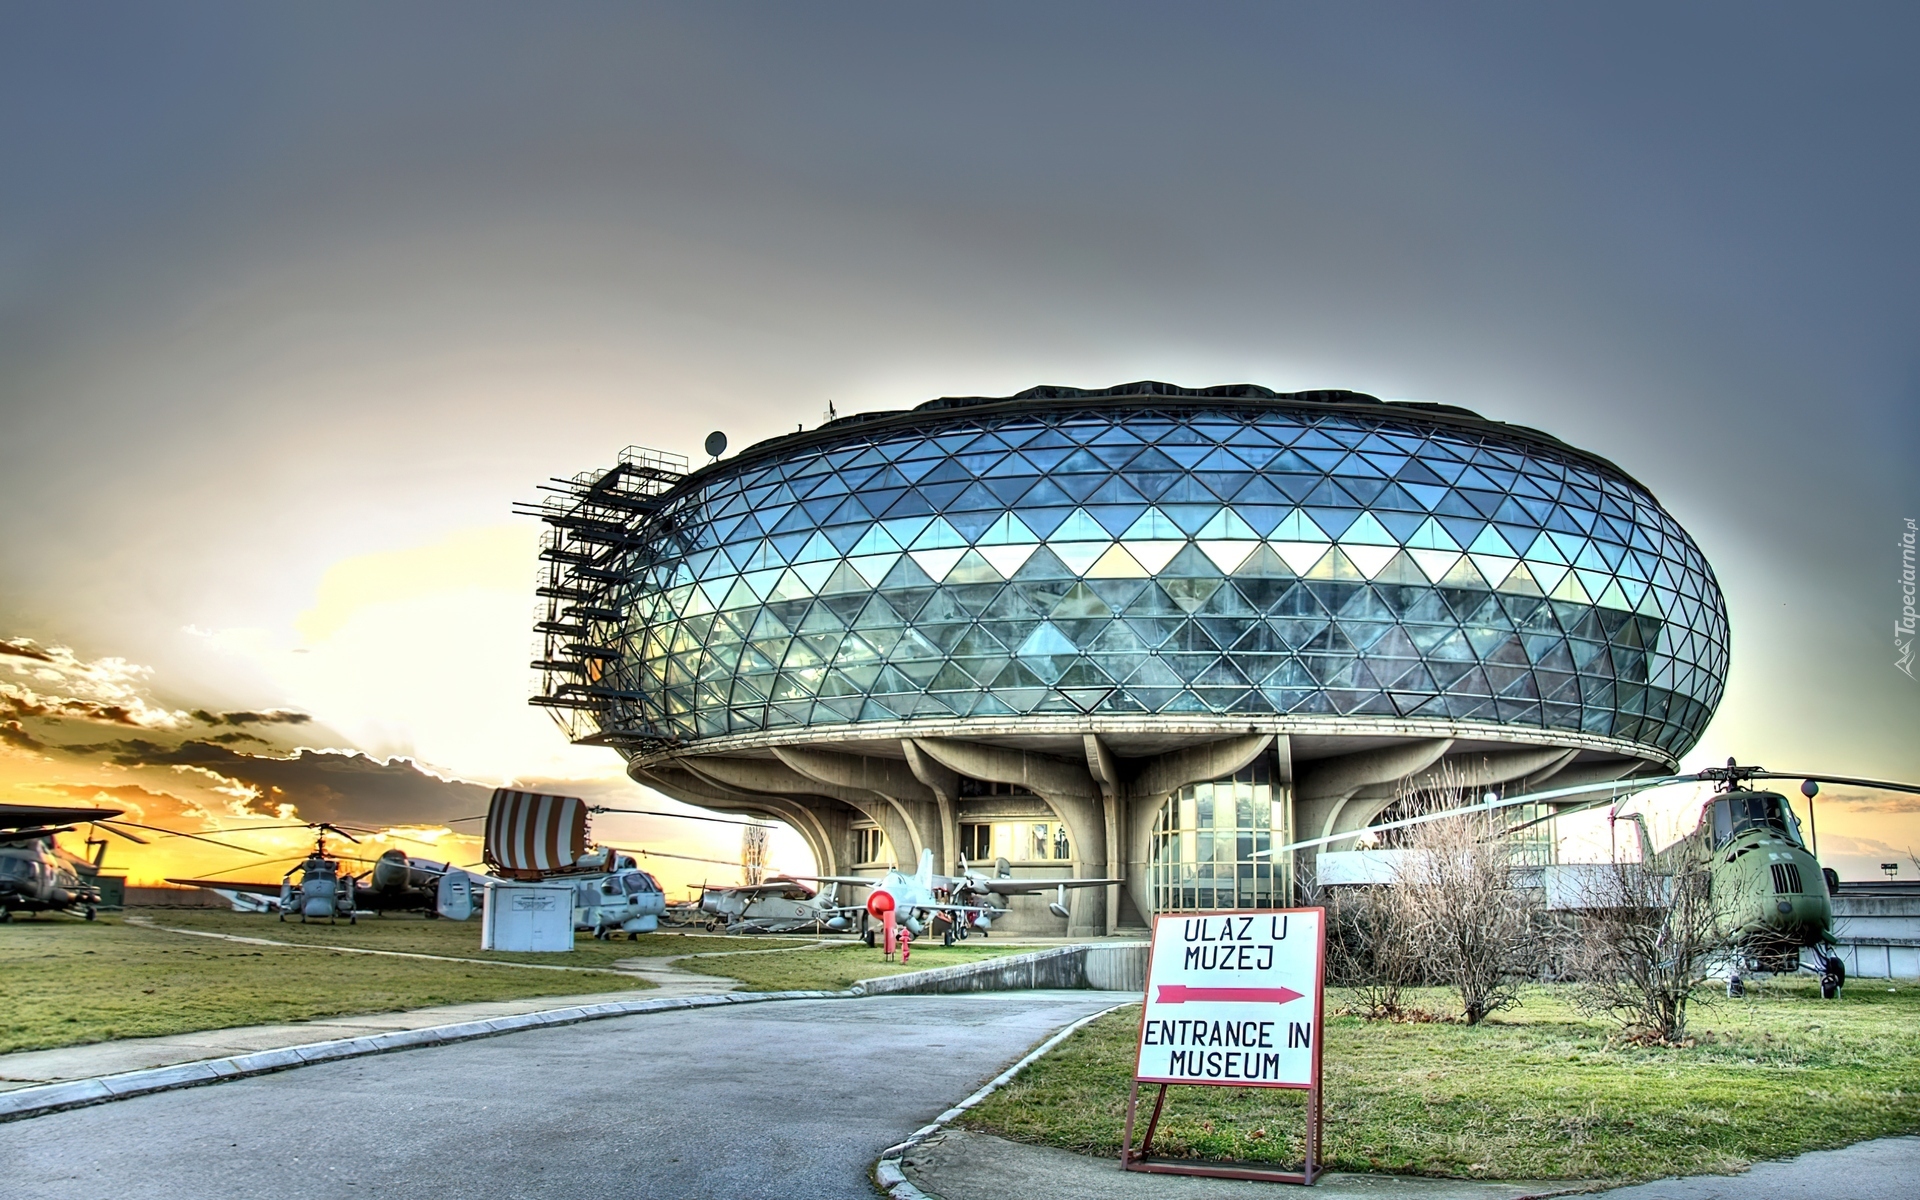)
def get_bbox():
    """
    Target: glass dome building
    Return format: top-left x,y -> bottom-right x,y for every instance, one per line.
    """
529,383 -> 1728,932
